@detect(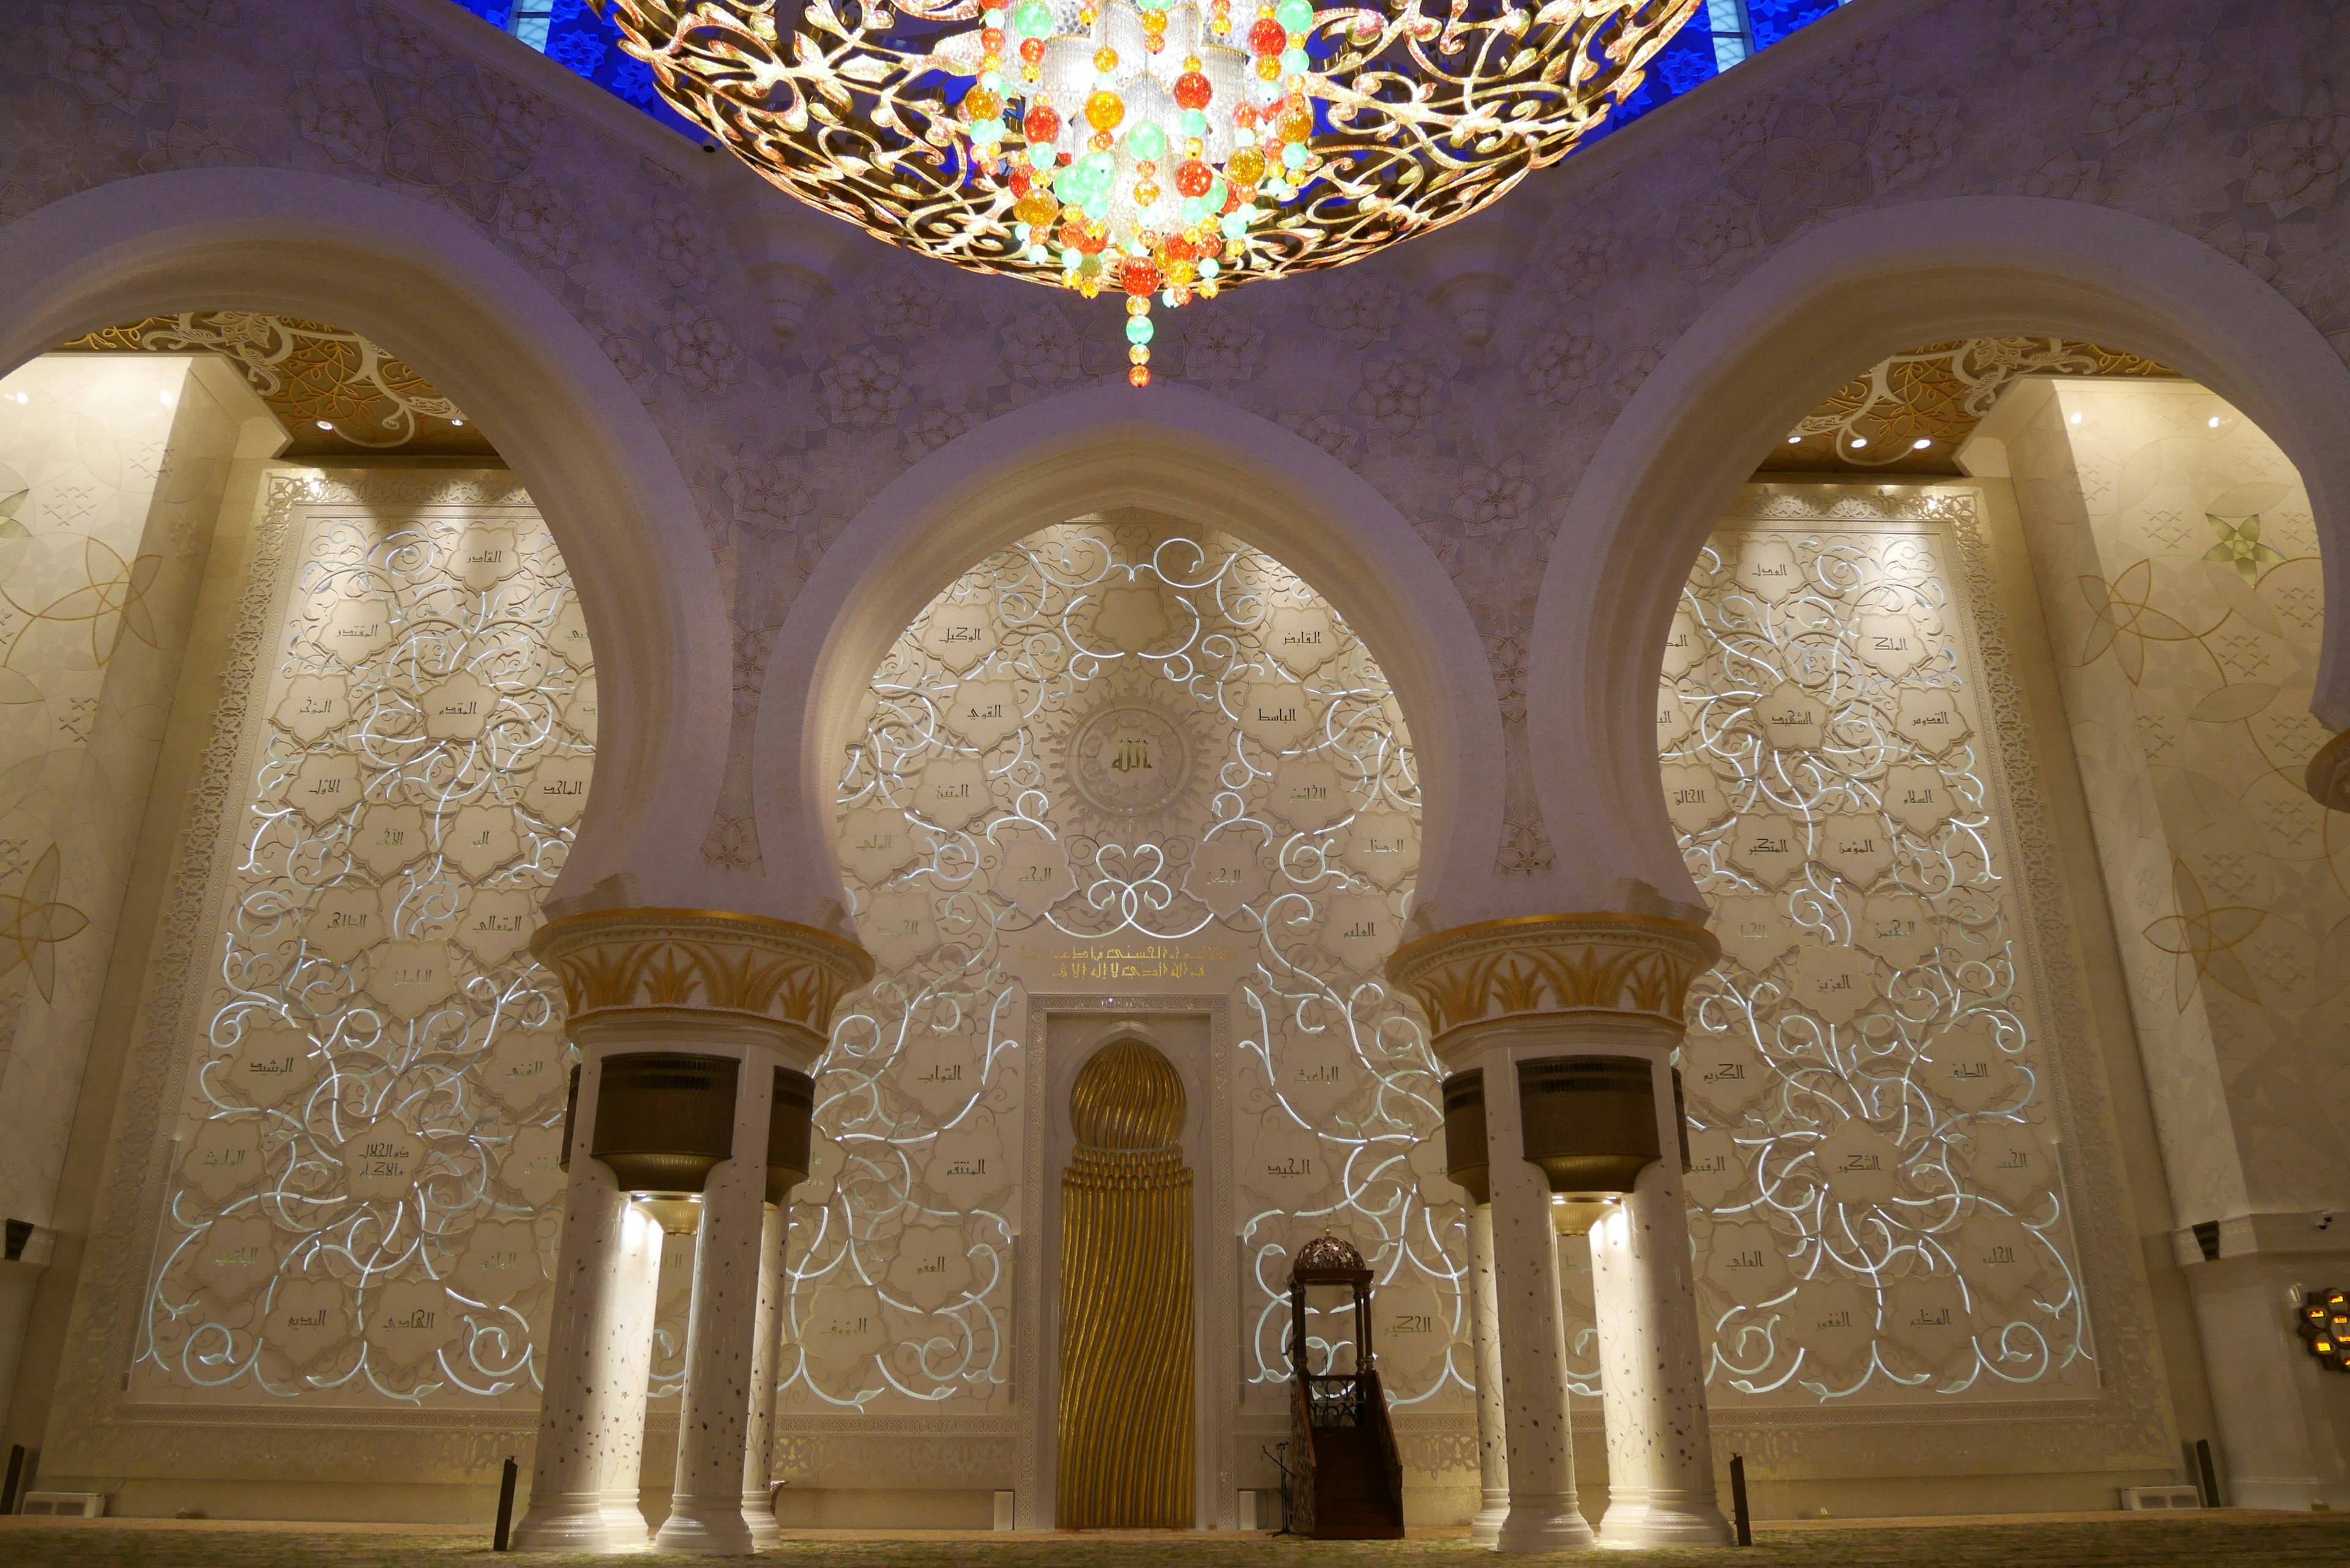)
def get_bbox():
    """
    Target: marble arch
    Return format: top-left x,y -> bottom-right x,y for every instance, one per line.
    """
753,381 -> 1509,924
1528,193 -> 2350,906
0,164 -> 732,910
